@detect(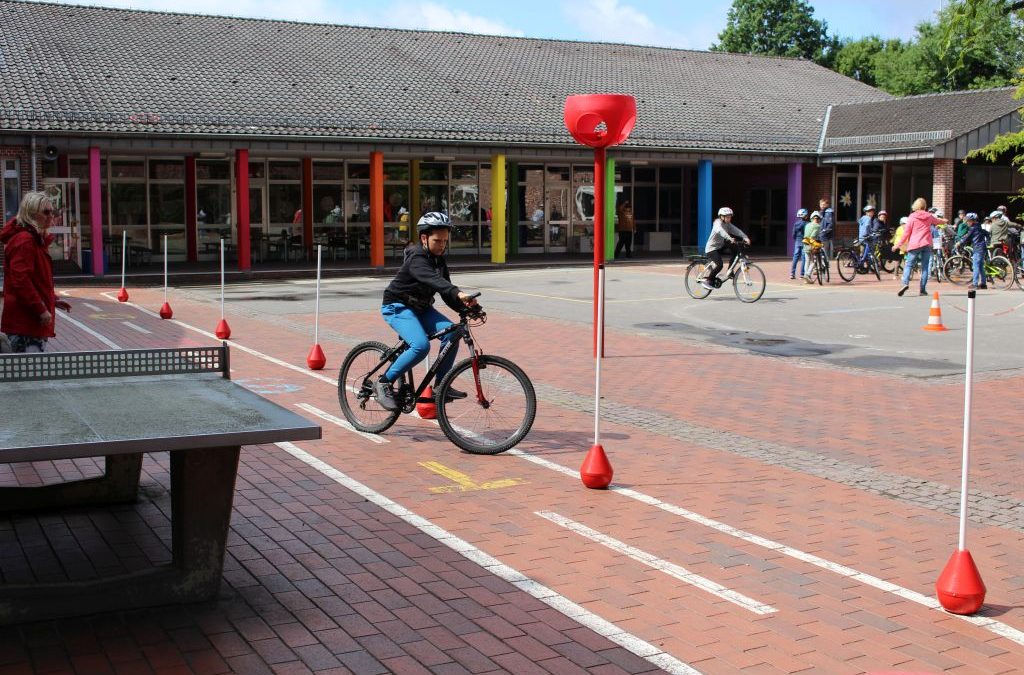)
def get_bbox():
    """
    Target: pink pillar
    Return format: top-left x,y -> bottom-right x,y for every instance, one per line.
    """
236,149 -> 251,270
88,147 -> 104,277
